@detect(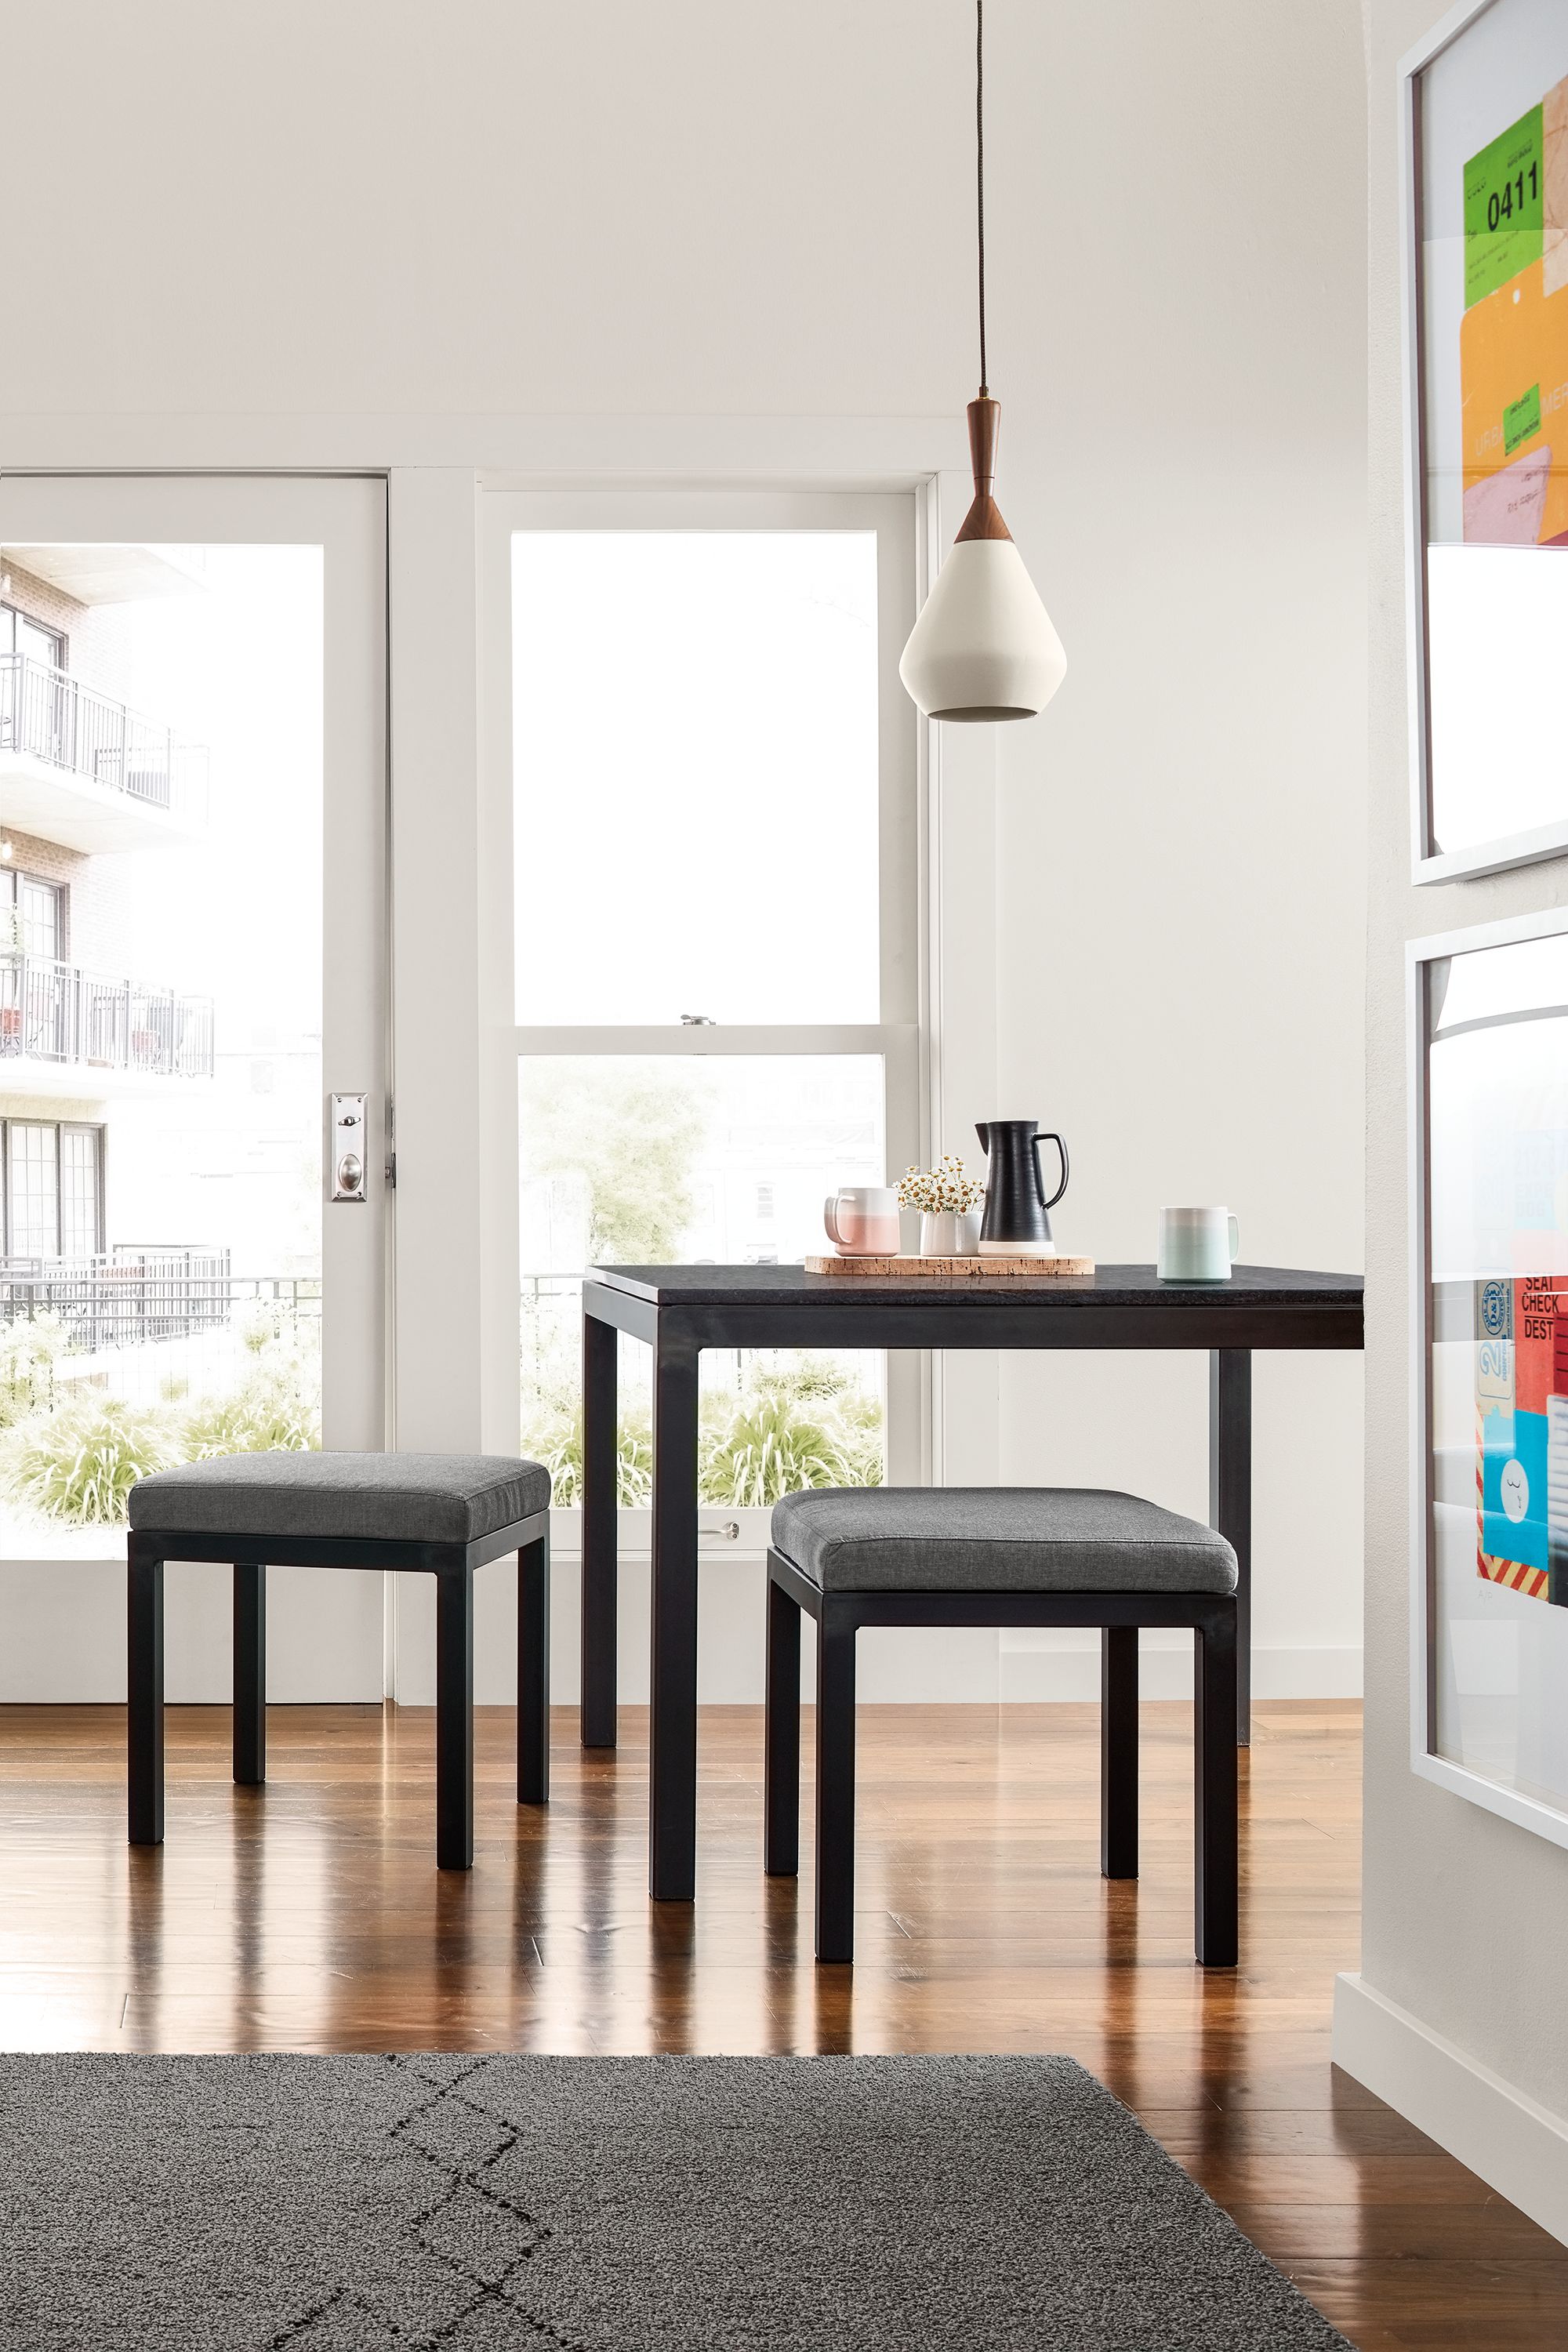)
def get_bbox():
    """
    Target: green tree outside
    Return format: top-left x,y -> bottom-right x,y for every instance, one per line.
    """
520,1060 -> 711,1261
